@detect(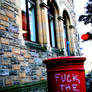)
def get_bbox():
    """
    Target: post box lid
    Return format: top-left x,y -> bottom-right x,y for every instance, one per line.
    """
43,56 -> 86,64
